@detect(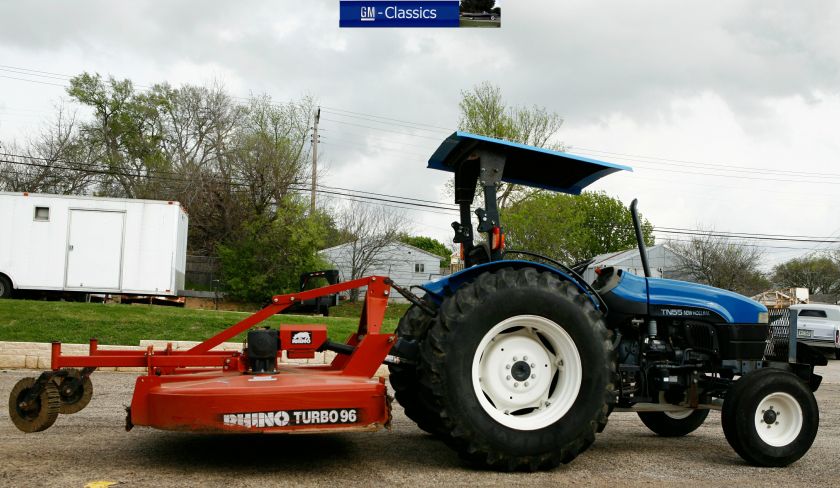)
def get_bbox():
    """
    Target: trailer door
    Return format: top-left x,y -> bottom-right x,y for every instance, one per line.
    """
65,209 -> 125,290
